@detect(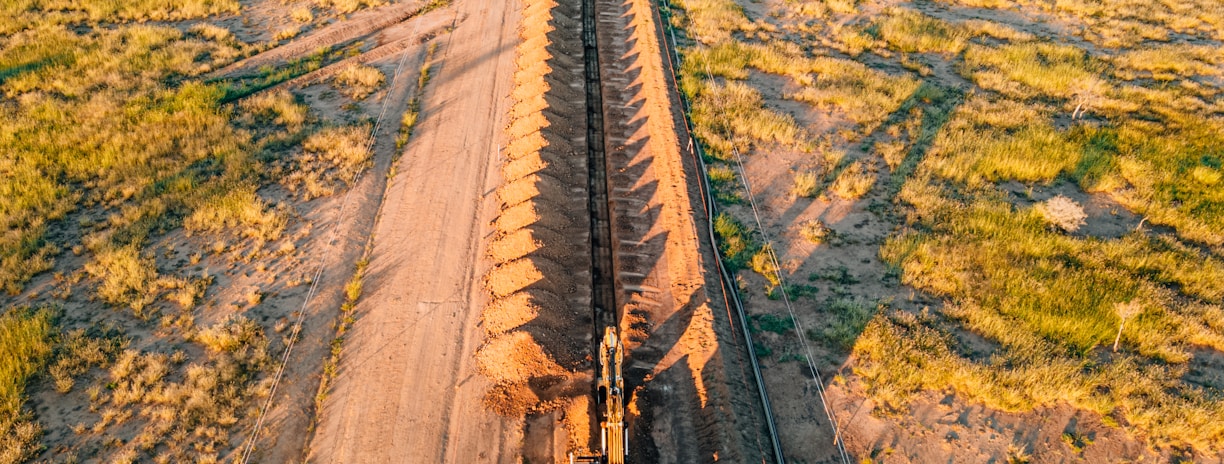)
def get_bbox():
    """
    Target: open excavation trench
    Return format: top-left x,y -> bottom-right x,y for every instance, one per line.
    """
481,0 -> 775,461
